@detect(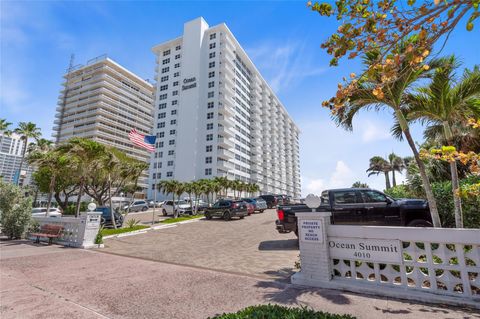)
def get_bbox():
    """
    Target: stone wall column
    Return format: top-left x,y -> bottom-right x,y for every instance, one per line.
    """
291,212 -> 333,285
